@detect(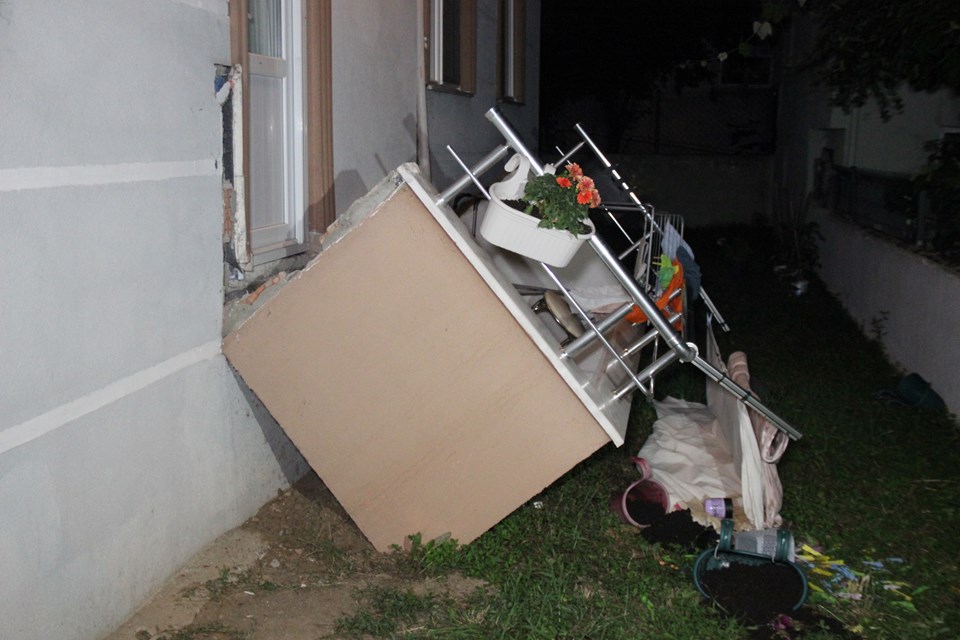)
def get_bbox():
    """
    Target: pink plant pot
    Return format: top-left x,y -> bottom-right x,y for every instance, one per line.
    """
611,479 -> 670,527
